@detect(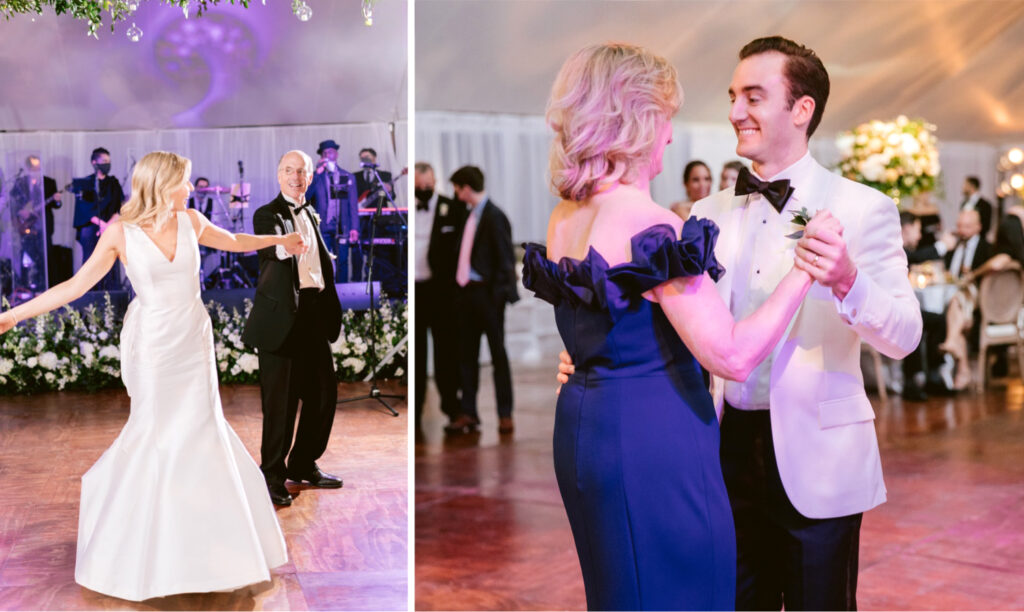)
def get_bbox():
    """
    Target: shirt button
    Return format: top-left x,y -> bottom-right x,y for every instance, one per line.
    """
756,269 -> 760,274
762,219 -> 767,224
